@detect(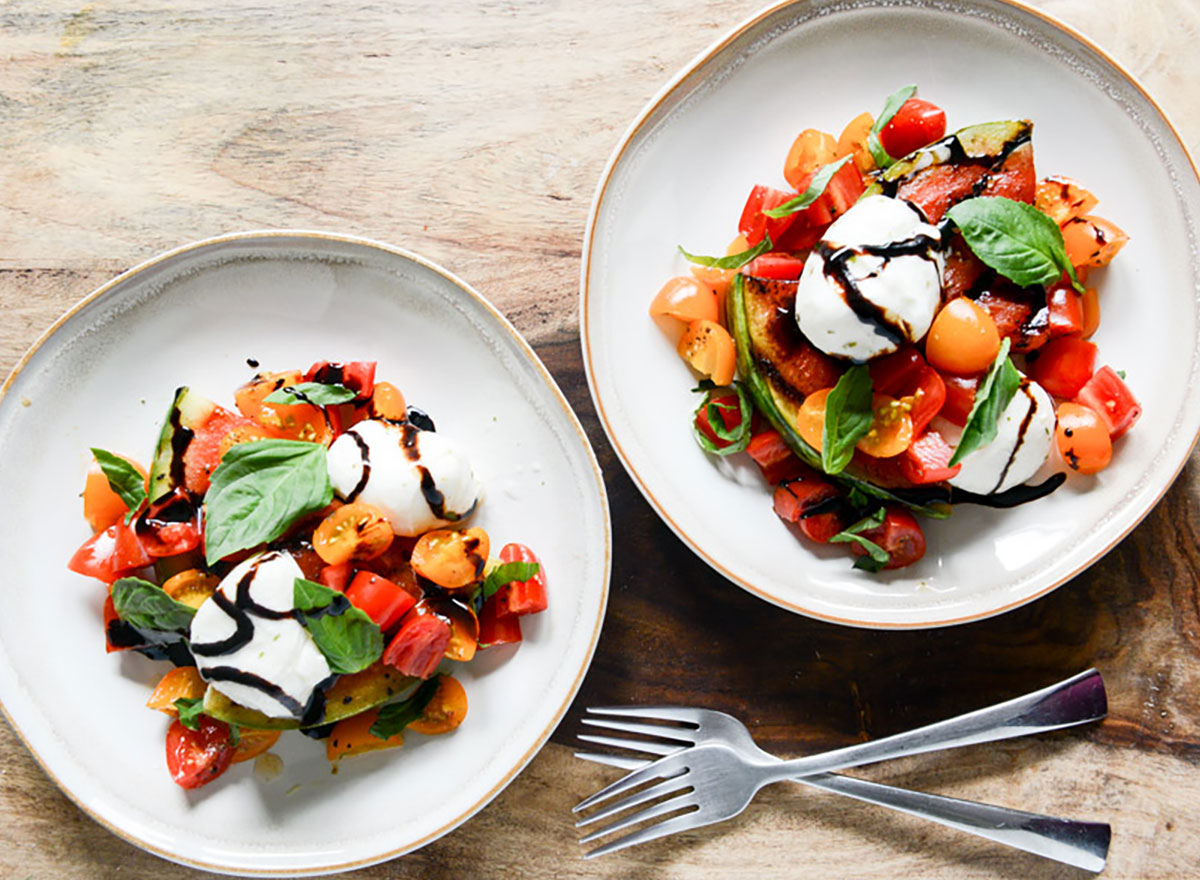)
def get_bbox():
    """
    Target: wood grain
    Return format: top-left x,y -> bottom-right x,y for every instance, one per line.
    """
2,0 -> 1200,877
